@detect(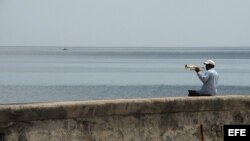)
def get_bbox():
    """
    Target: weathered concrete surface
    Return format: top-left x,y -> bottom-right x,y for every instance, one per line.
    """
0,95 -> 250,141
